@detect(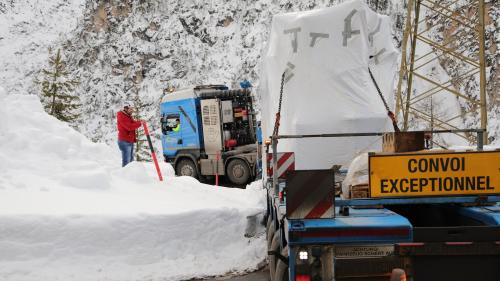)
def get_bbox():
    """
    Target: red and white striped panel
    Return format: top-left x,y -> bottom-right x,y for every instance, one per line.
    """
285,170 -> 334,219
266,152 -> 295,179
